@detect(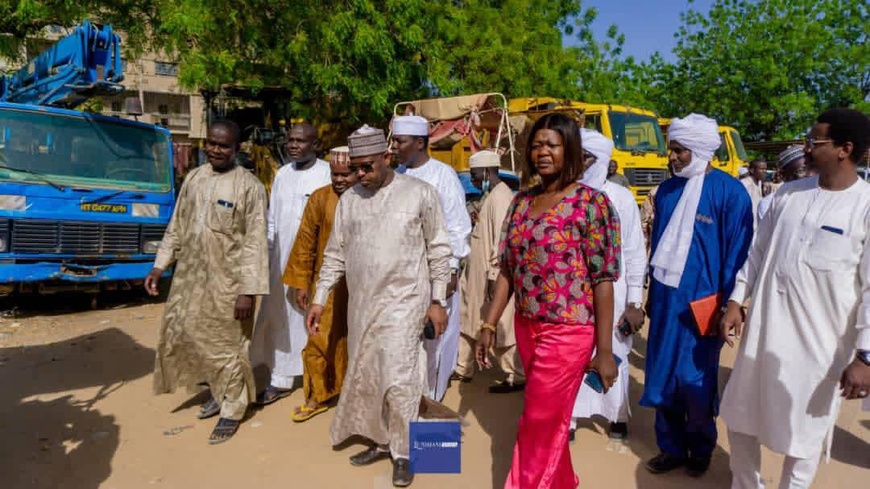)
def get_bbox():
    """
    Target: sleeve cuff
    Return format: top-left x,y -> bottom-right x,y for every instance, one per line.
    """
486,268 -> 500,282
729,281 -> 750,305
313,288 -> 330,306
449,257 -> 460,270
627,285 -> 643,305
857,328 -> 870,351
431,282 -> 447,302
